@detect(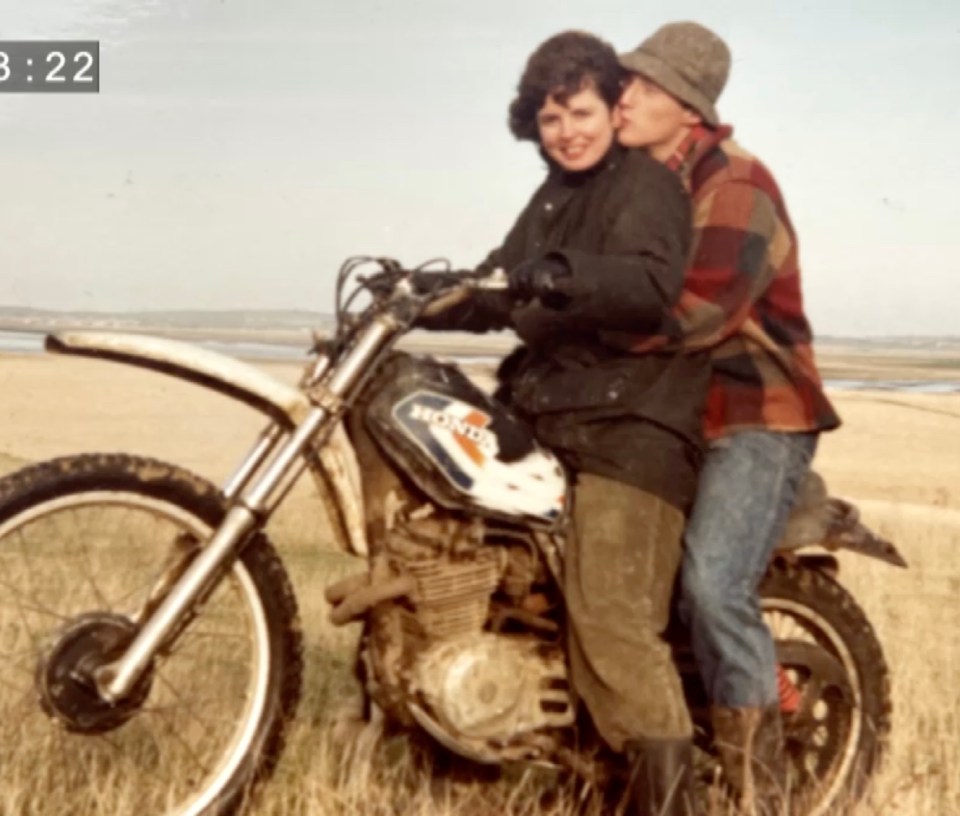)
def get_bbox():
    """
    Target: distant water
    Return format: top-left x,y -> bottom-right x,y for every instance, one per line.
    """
823,379 -> 960,395
0,330 -> 49,354
2,330 -> 960,394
